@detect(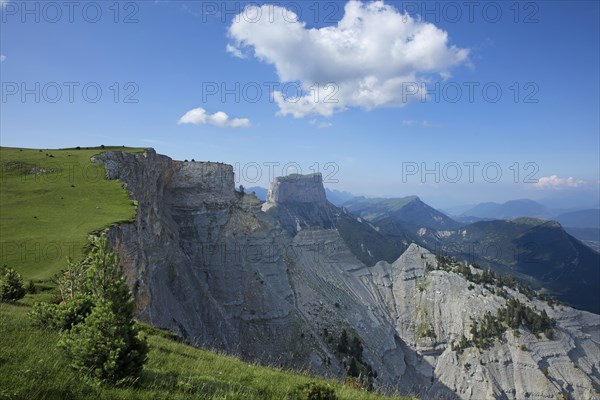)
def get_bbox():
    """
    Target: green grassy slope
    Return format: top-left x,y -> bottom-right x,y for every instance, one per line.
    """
0,298 -> 409,400
0,146 -> 141,280
0,146 -> 411,400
